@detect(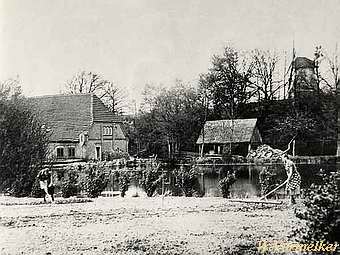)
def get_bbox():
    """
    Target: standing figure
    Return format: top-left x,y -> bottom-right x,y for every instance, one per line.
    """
281,154 -> 301,204
37,168 -> 54,202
